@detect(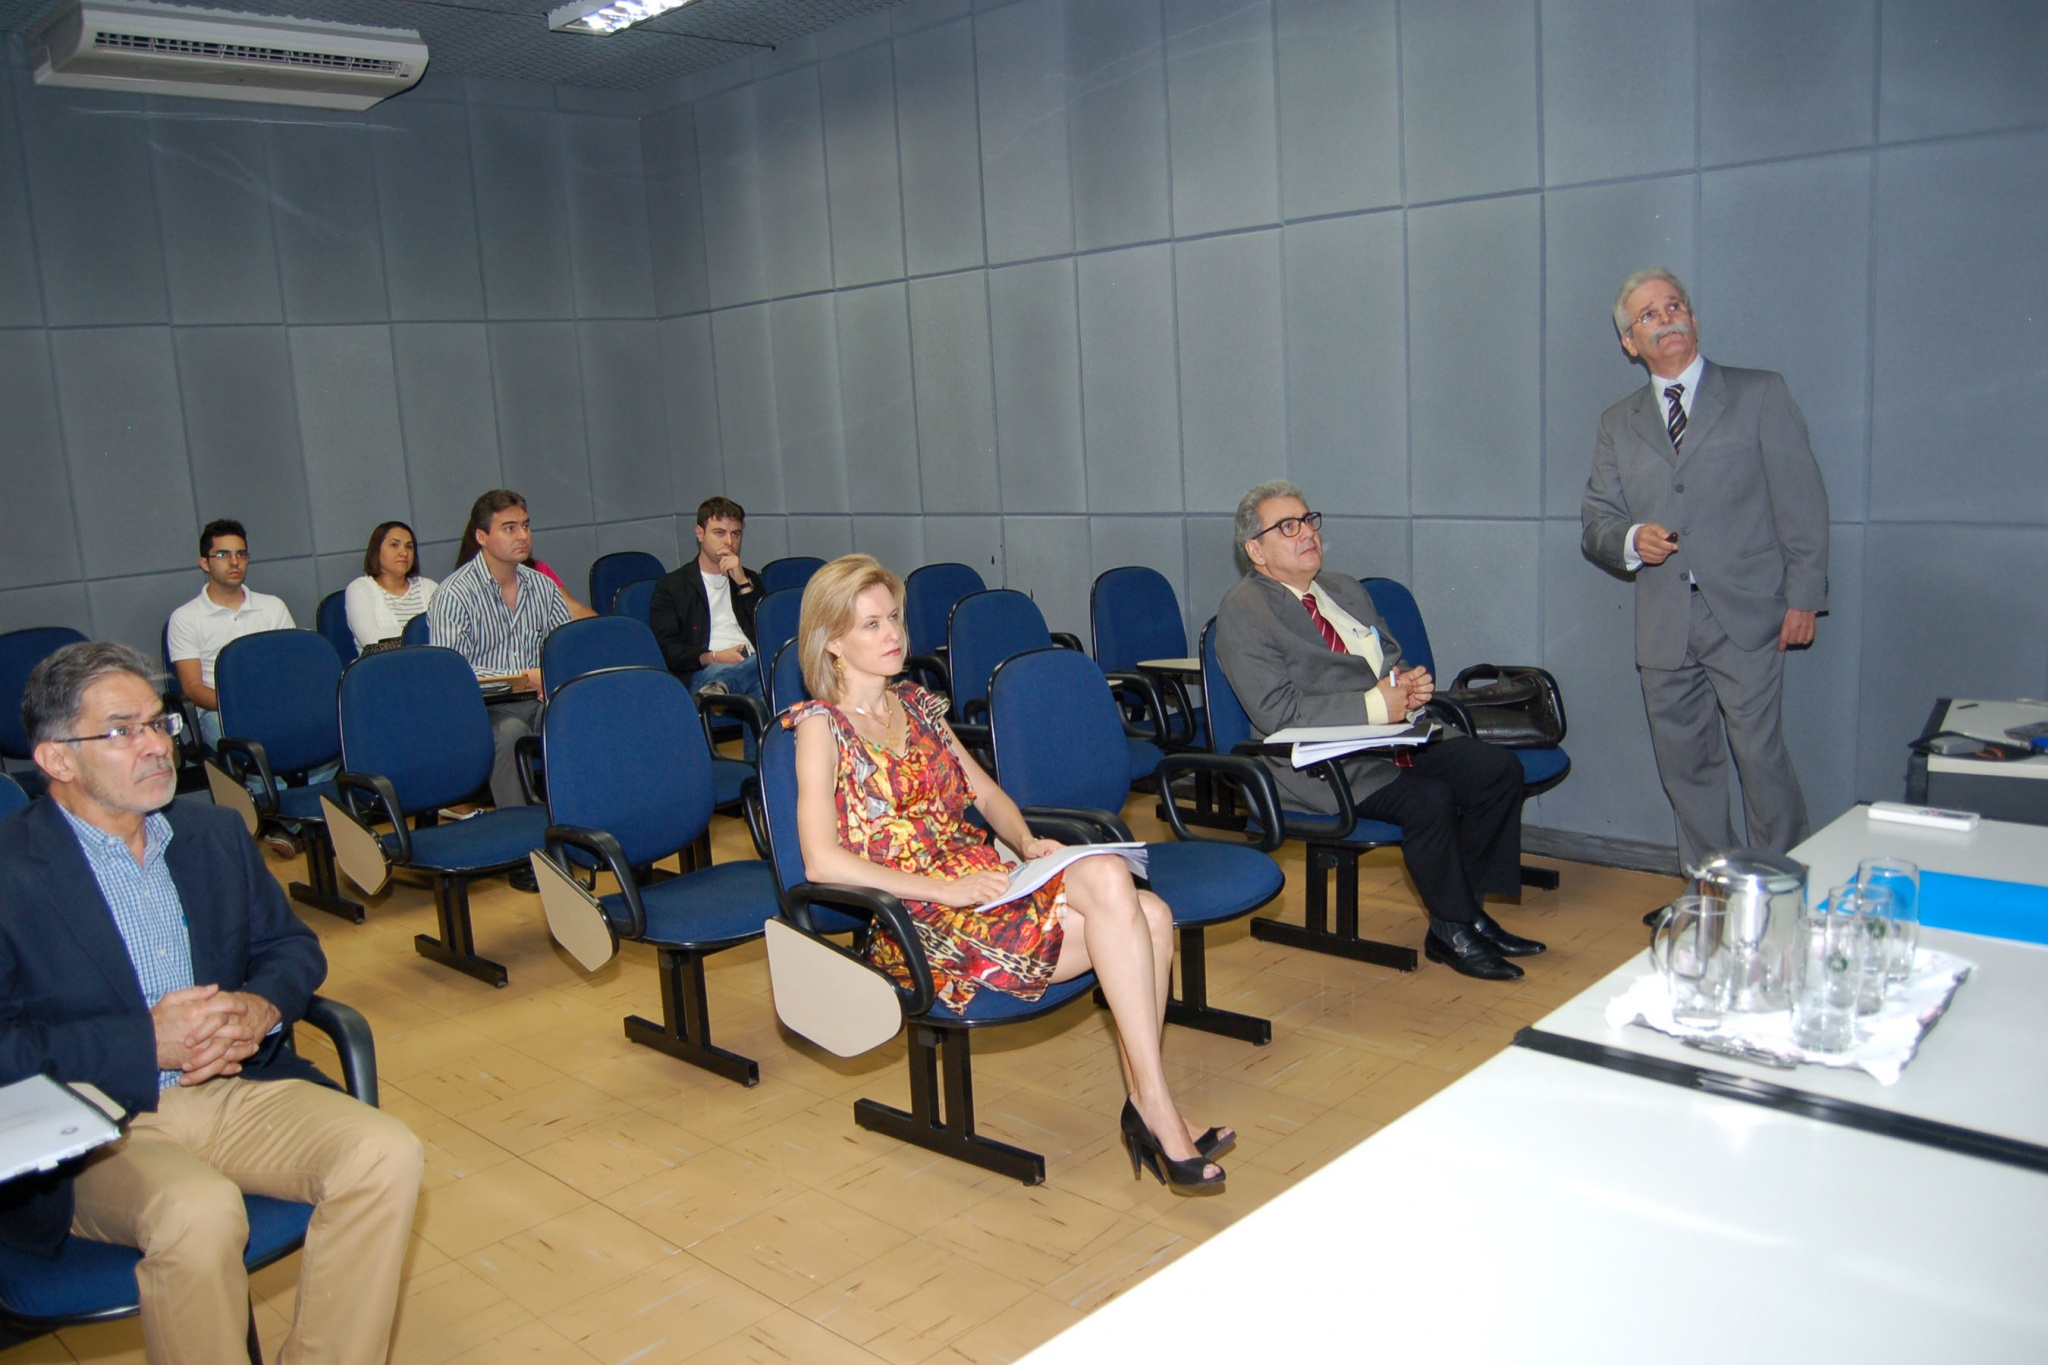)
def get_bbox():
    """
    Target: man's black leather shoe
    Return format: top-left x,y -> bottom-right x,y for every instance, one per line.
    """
1471,909 -> 1546,957
1423,922 -> 1523,981
508,864 -> 539,894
